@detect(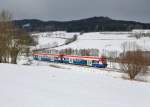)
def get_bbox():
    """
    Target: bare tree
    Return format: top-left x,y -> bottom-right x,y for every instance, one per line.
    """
0,10 -> 32,64
9,30 -> 31,64
0,10 -> 13,63
119,42 -> 148,80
